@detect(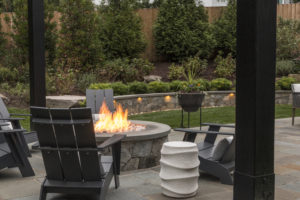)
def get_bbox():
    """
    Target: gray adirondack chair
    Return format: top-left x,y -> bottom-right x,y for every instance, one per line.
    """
175,123 -> 235,185
0,97 -> 38,144
31,107 -> 125,200
86,89 -> 115,114
0,125 -> 35,177
292,84 -> 300,125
